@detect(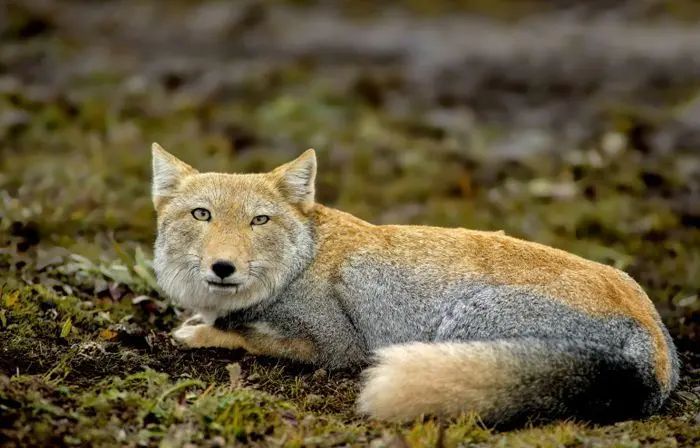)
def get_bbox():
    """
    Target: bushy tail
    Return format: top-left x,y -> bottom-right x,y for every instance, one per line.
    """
356,338 -> 665,428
